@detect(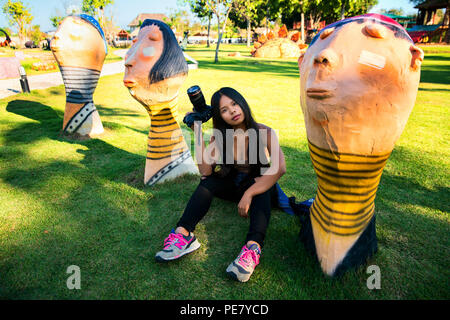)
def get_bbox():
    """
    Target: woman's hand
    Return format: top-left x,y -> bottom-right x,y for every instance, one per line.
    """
238,192 -> 253,218
184,111 -> 195,130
